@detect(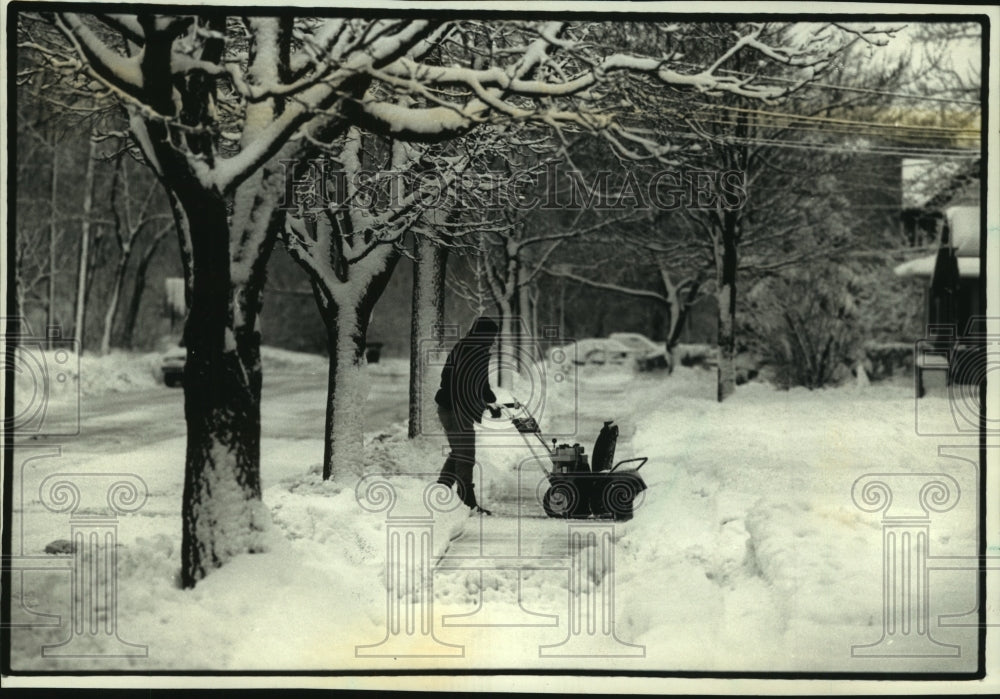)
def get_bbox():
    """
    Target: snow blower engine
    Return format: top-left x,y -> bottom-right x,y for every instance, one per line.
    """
502,402 -> 648,520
